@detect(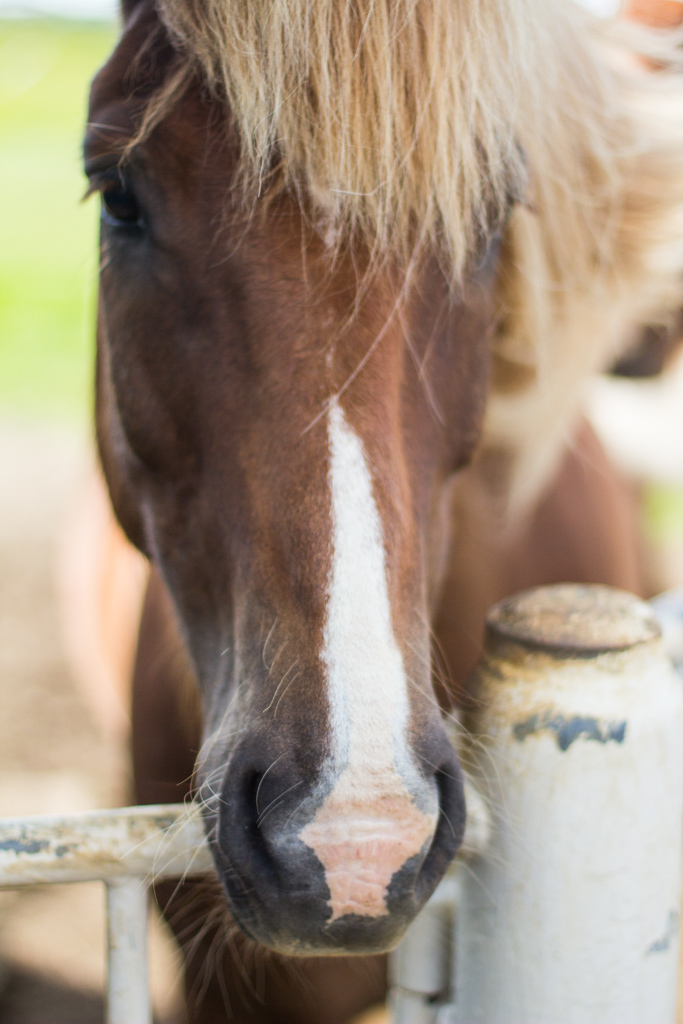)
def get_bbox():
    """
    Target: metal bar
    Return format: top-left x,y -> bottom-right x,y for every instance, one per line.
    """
0,803 -> 214,887
388,777 -> 490,1024
390,877 -> 457,1024
106,877 -> 151,1024
0,791 -> 485,891
454,584 -> 683,1024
